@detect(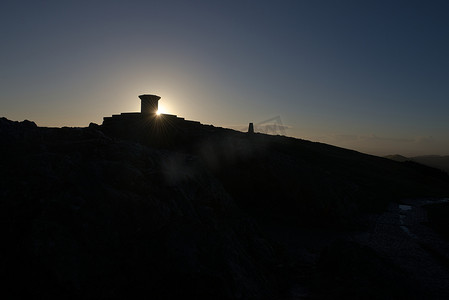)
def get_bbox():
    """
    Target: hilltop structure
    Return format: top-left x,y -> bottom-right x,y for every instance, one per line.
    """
248,122 -> 254,134
139,94 -> 161,115
101,94 -> 216,146
102,94 -> 176,128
